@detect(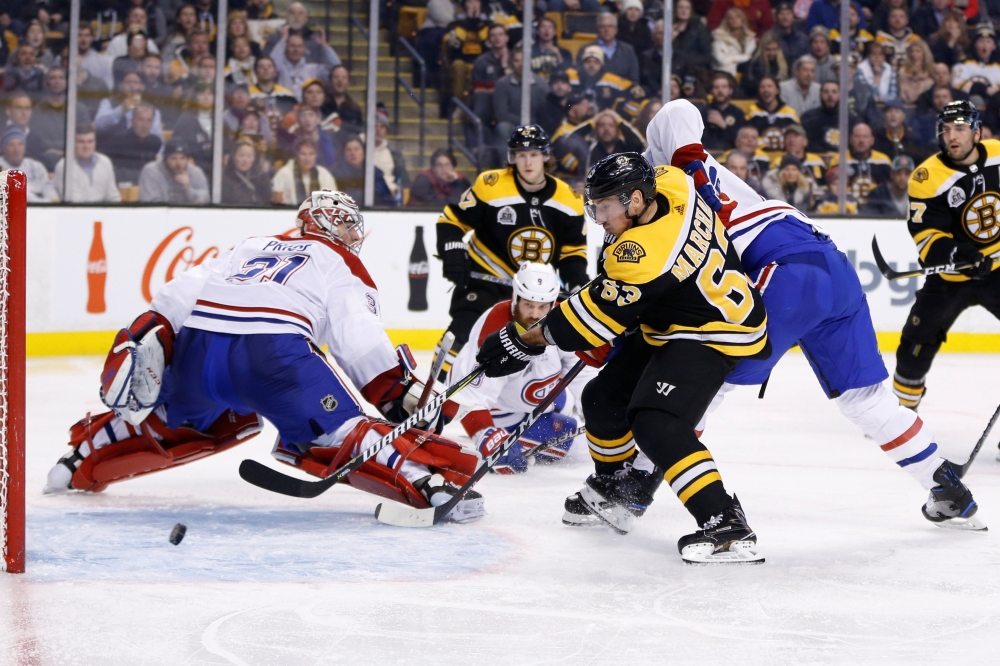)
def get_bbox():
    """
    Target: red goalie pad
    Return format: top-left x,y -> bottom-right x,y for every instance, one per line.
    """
66,409 -> 263,492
